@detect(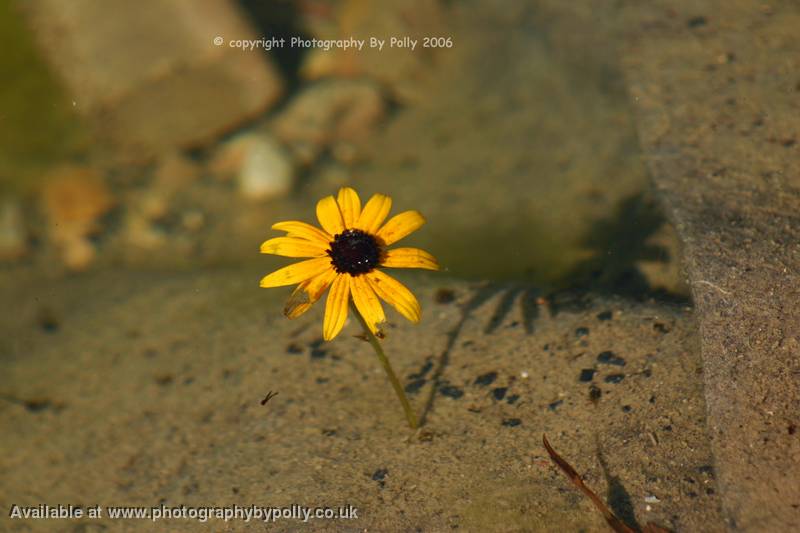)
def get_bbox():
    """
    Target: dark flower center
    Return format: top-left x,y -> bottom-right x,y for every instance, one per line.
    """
328,229 -> 382,275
